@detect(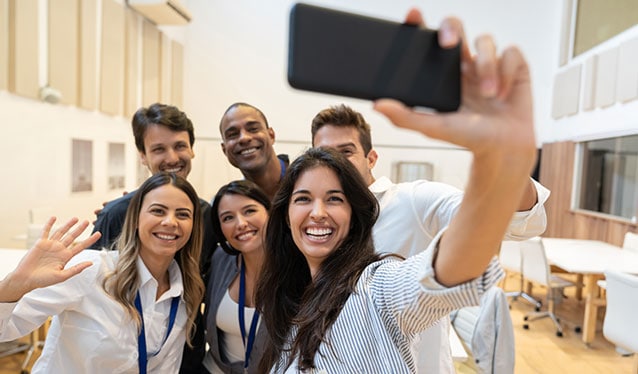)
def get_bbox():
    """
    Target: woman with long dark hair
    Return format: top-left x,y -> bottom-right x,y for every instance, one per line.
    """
255,146 -> 516,372
203,180 -> 271,373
